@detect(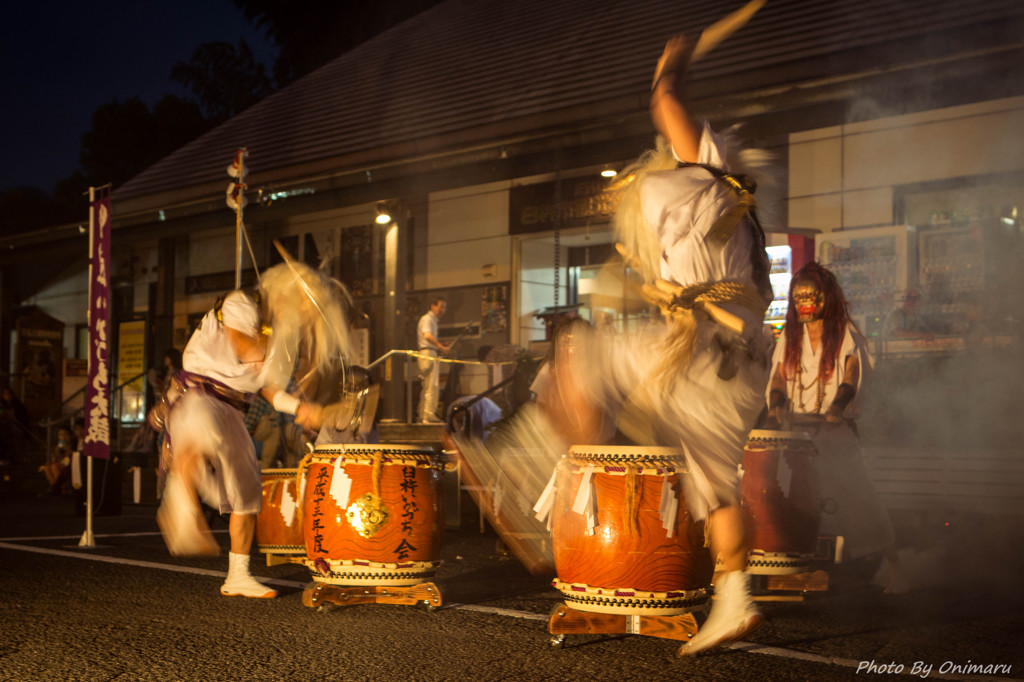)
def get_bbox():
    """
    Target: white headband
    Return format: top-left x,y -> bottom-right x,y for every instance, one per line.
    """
219,291 -> 260,337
